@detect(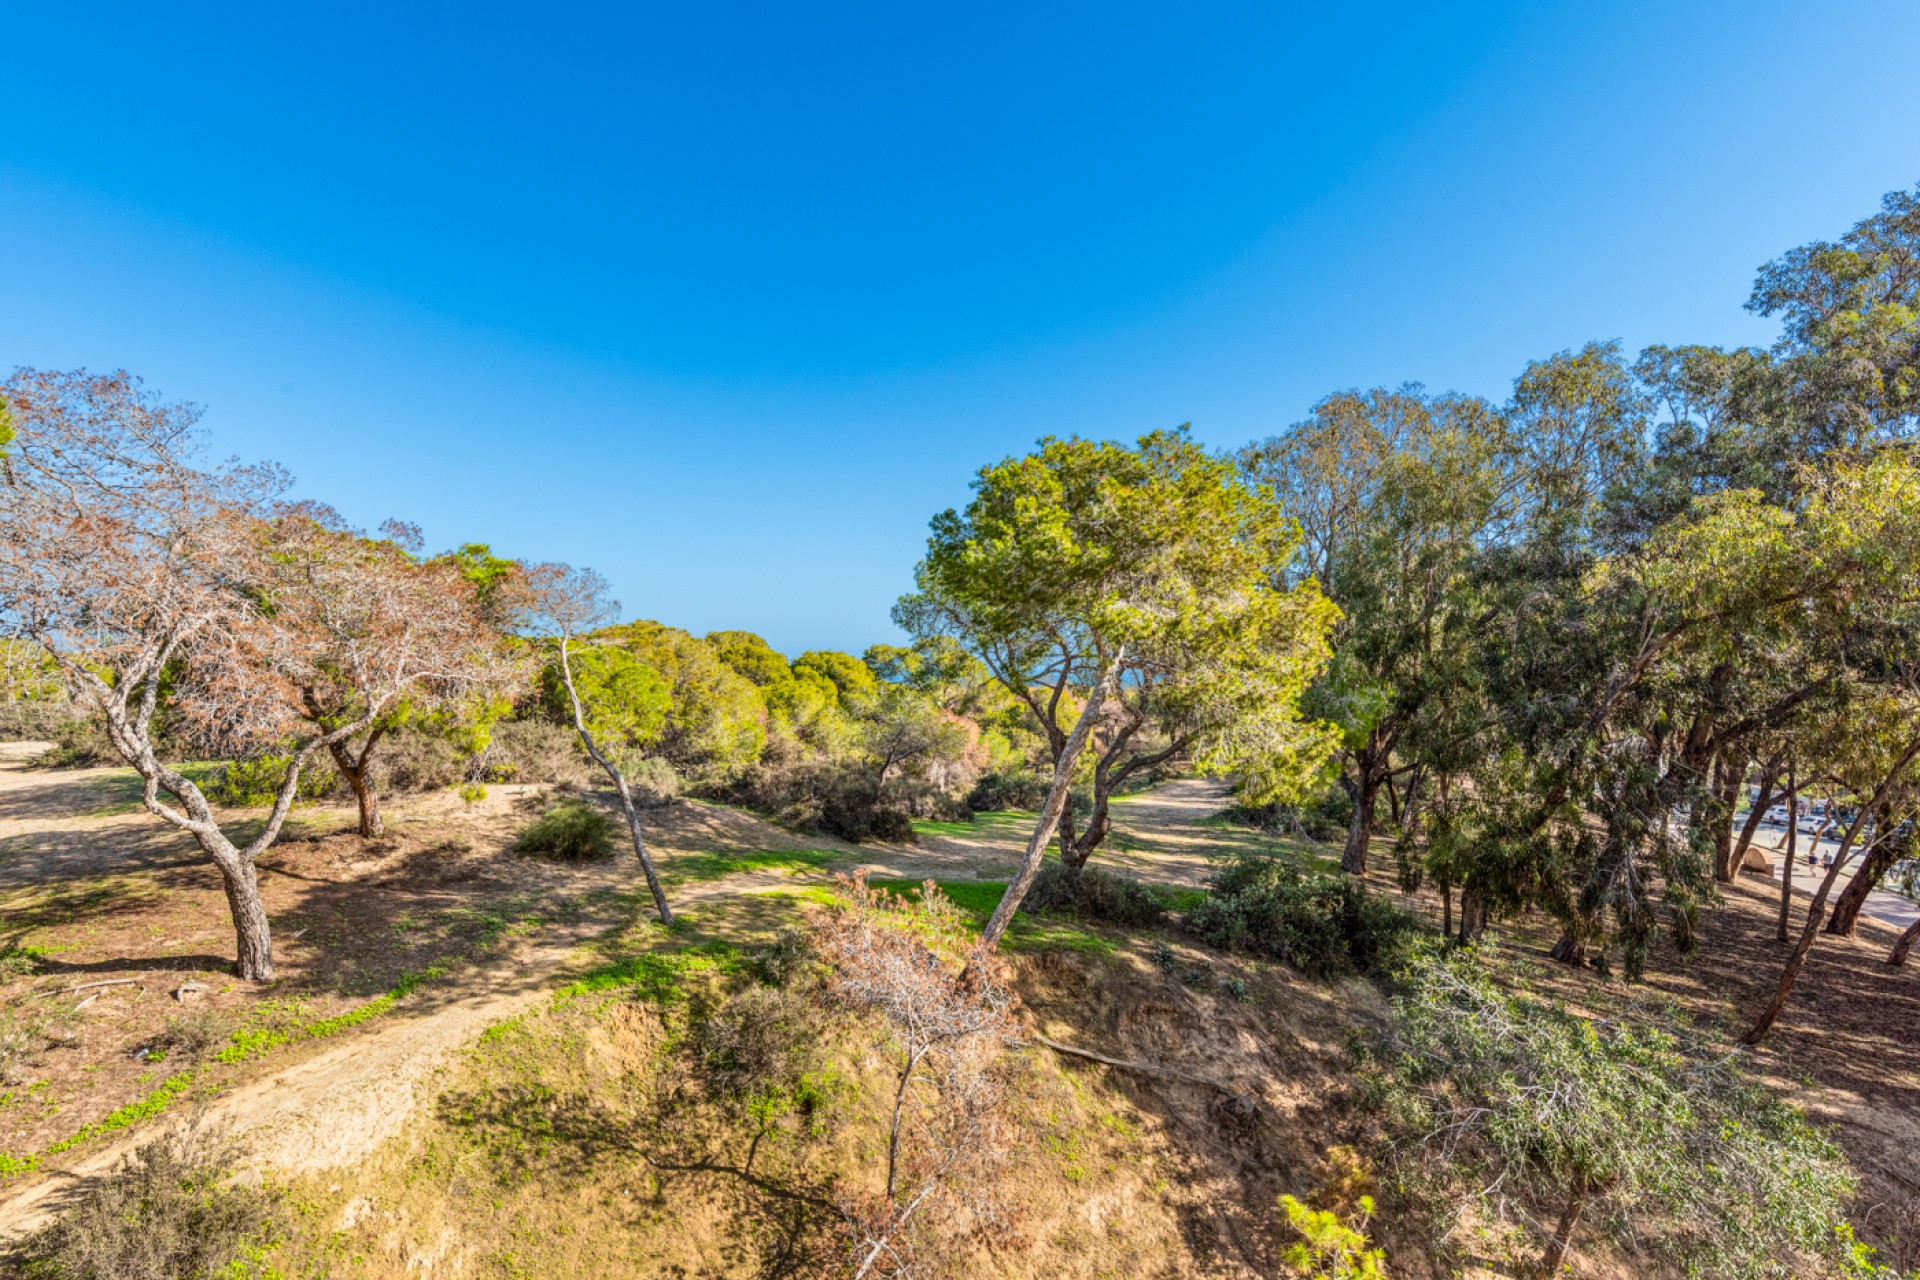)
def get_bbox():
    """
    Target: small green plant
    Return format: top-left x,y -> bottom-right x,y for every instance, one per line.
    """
512,799 -> 616,862
456,780 -> 487,804
1278,1193 -> 1387,1278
